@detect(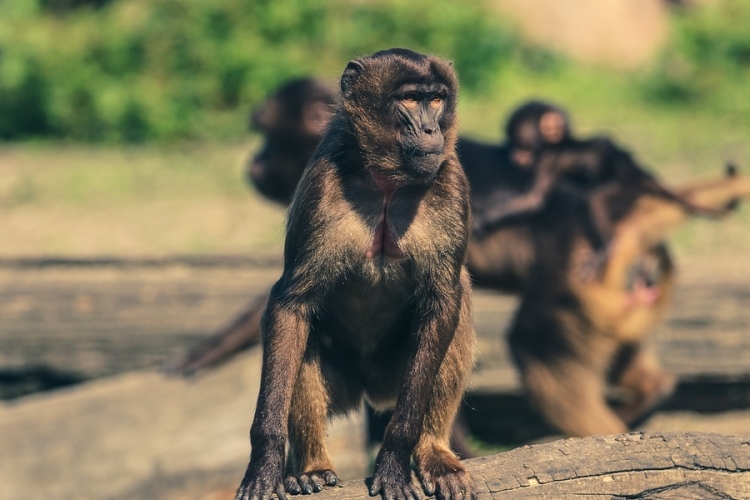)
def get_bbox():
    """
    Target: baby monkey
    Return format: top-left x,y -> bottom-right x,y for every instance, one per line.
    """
234,49 -> 476,500
476,100 -> 731,250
